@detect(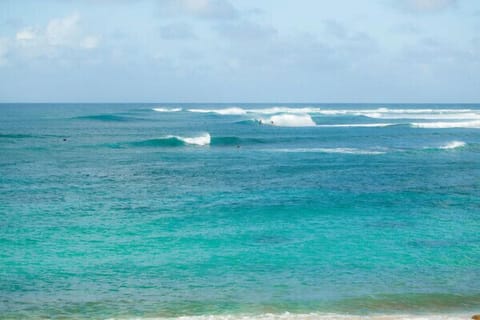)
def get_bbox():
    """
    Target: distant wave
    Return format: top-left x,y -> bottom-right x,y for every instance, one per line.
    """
179,133 -> 211,145
439,141 -> 466,149
258,114 -> 317,127
235,119 -> 402,128
133,133 -> 211,147
0,133 -> 38,139
365,112 -> 480,120
267,147 -> 386,155
411,120 -> 480,129
131,135 -> 266,148
182,106 -> 480,121
316,123 -> 395,128
152,107 -> 182,112
75,114 -> 135,122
